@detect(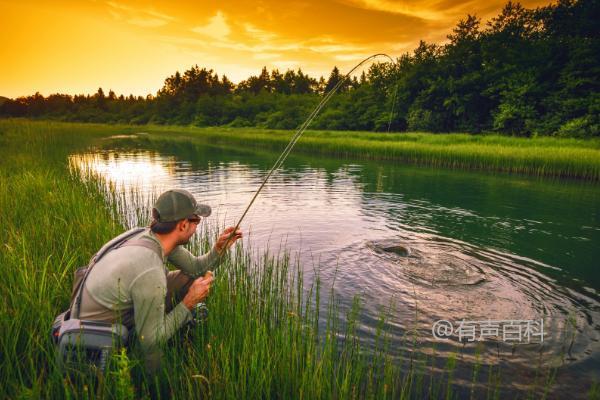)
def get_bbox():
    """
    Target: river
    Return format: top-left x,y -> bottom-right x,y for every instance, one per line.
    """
70,136 -> 600,397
